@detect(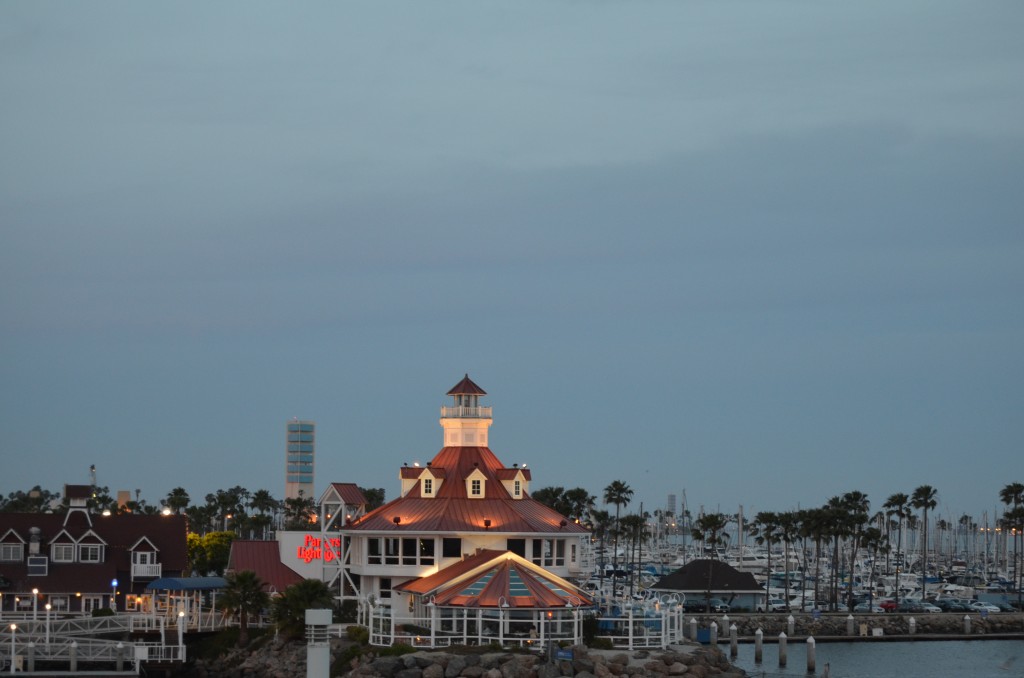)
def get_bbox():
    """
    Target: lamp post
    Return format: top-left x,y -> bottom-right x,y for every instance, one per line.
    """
177,610 -> 185,650
32,589 -> 38,621
45,604 -> 51,646
8,623 -> 15,675
110,579 -> 118,611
